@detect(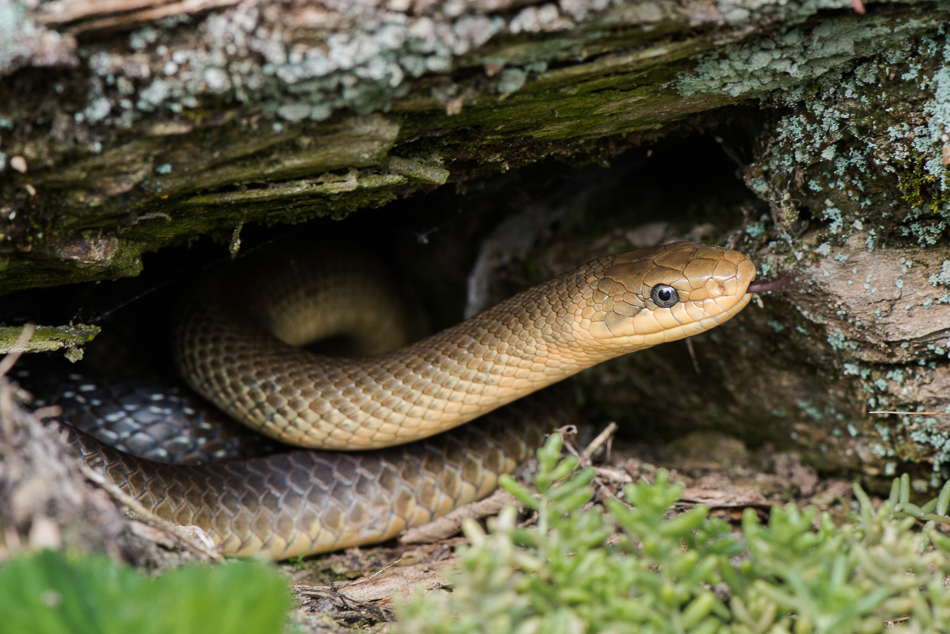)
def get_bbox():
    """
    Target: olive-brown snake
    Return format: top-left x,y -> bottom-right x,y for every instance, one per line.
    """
55,241 -> 769,559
